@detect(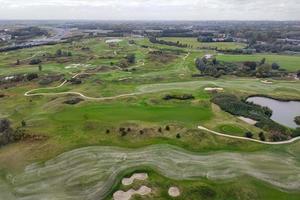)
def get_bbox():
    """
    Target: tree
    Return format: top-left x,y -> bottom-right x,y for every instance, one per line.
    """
195,58 -> 207,74
126,54 -> 136,64
212,58 -> 217,65
245,132 -> 253,138
256,64 -> 272,78
29,59 -> 41,65
295,116 -> 300,125
243,61 -> 257,71
271,63 -> 280,70
176,133 -> 181,139
38,65 -> 42,71
259,132 -> 266,141
16,59 -> 20,65
165,125 -> 170,131
21,120 -> 26,127
0,119 -> 10,133
56,49 -> 62,57
259,58 -> 266,66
